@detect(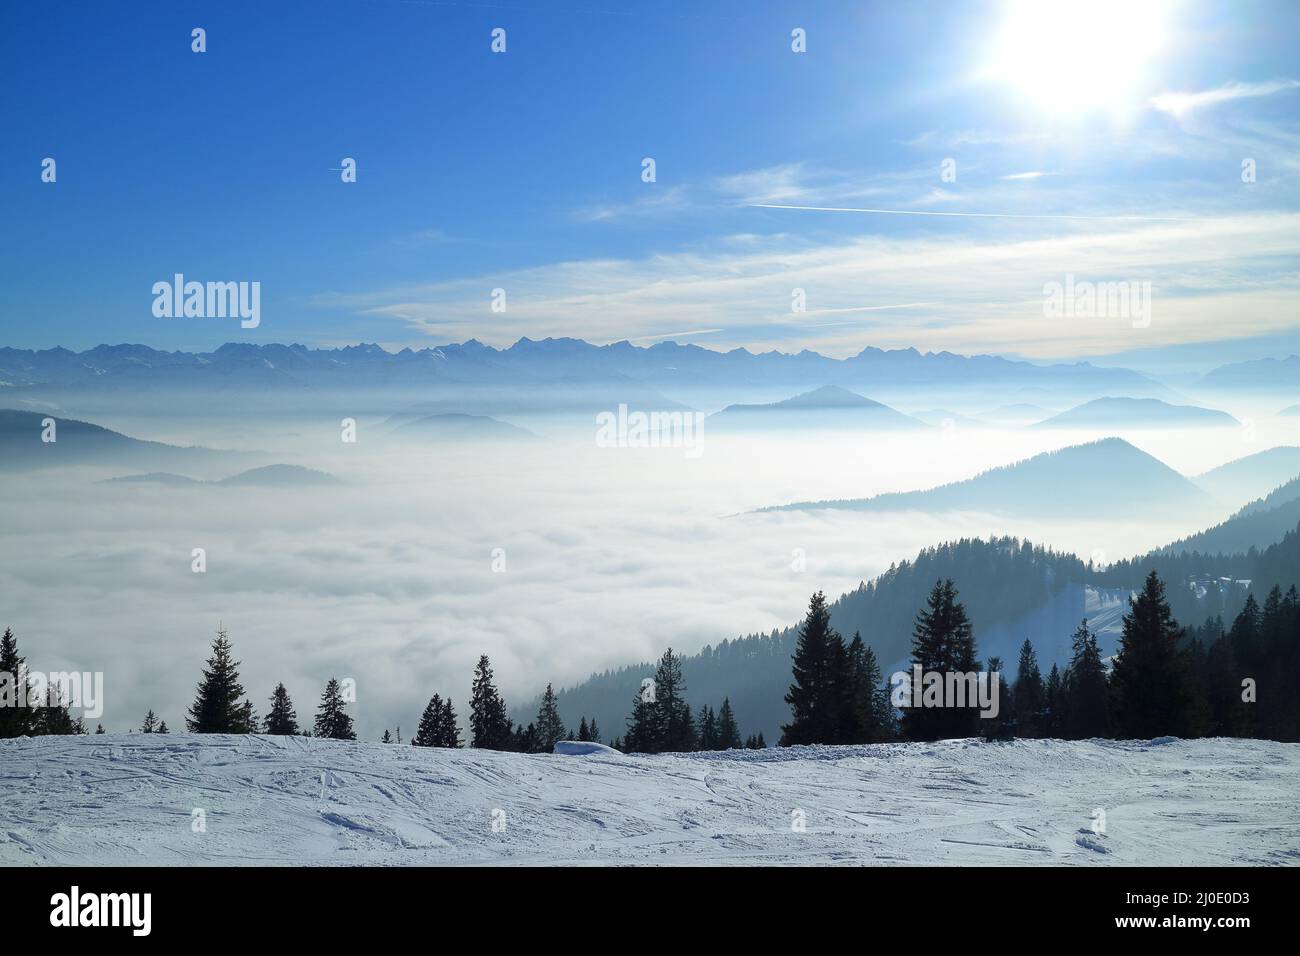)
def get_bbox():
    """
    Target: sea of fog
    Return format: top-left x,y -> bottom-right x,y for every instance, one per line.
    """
4,410 -> 1299,738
